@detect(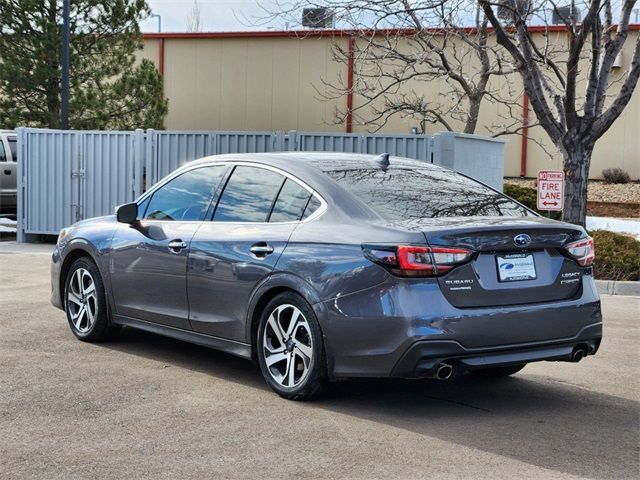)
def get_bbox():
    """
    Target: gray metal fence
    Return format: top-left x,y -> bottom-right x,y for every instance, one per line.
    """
16,128 -> 504,242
